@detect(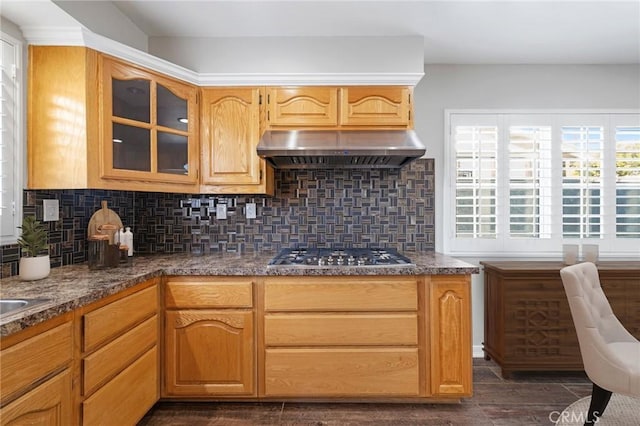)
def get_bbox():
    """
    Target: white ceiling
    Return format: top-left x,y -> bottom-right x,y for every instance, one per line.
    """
3,1 -> 640,64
